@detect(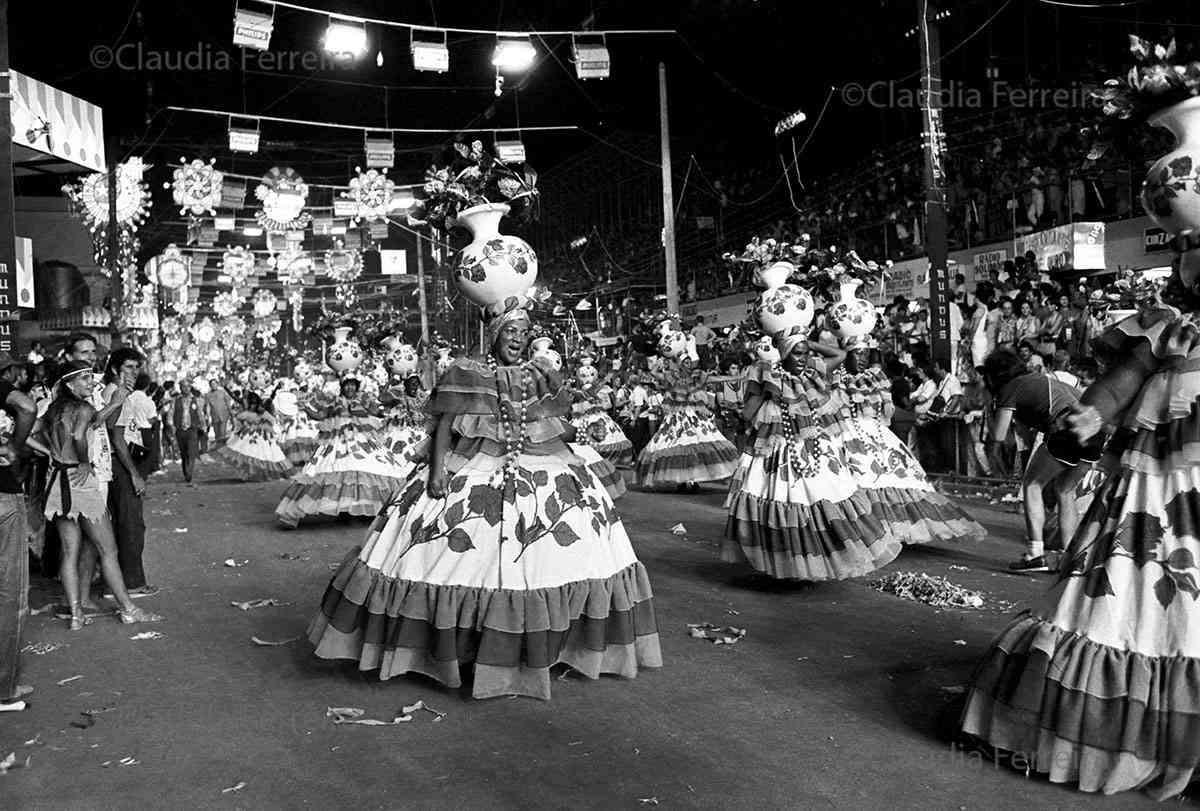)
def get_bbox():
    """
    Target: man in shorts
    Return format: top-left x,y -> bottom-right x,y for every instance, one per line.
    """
983,347 -> 1099,573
